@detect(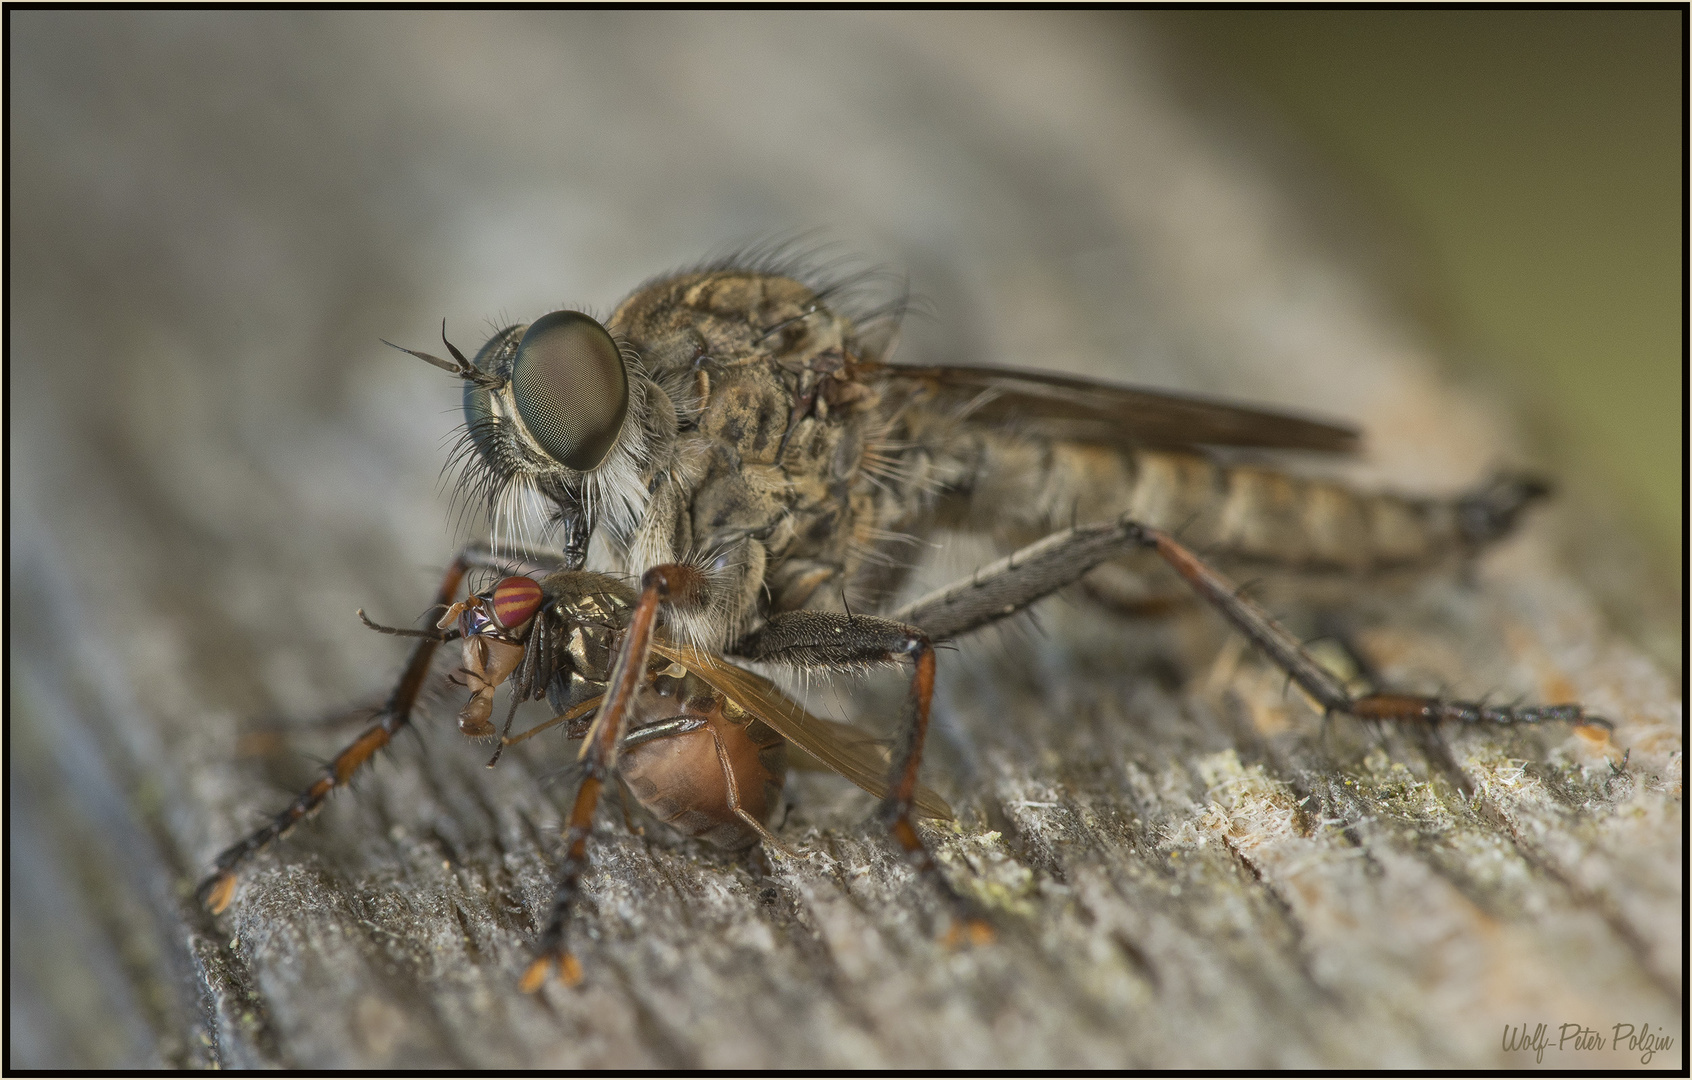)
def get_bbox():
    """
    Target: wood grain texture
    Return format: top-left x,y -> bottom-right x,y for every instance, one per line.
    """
9,11 -> 1681,1070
